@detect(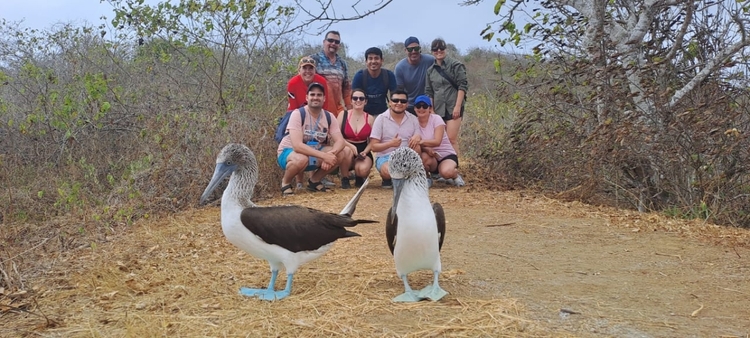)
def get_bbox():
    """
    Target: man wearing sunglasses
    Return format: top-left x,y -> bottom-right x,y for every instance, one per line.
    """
394,36 -> 435,115
370,89 -> 423,188
311,30 -> 352,117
